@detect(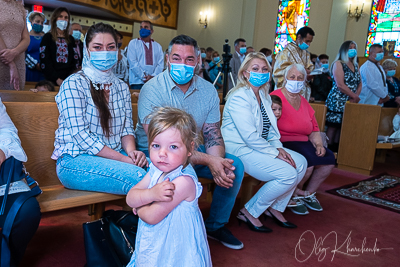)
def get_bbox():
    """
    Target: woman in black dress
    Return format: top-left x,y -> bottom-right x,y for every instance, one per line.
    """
40,7 -> 78,86
325,41 -> 362,152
